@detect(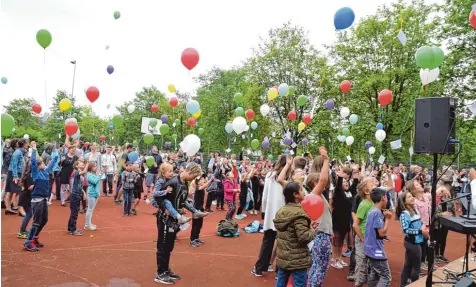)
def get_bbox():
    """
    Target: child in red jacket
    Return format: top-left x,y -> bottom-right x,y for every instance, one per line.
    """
223,172 -> 239,220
